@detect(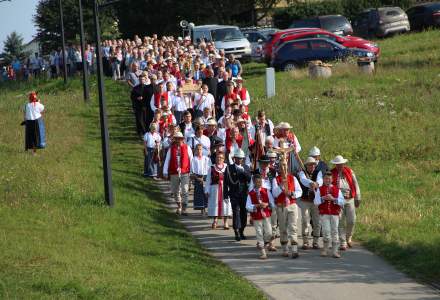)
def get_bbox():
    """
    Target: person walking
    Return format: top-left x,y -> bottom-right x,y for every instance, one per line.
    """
23,92 -> 45,155
330,155 -> 361,250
